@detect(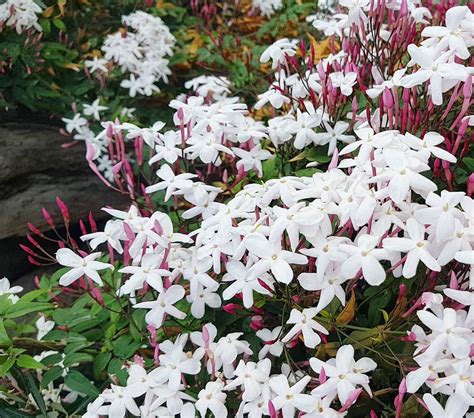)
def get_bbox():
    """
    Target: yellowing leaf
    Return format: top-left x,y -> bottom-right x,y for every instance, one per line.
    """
348,325 -> 388,349
306,35 -> 338,62
315,341 -> 339,358
62,63 -> 82,72
42,6 -> 55,18
56,0 -> 67,18
156,0 -> 175,9
185,29 -> 204,56
336,290 -> 356,324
